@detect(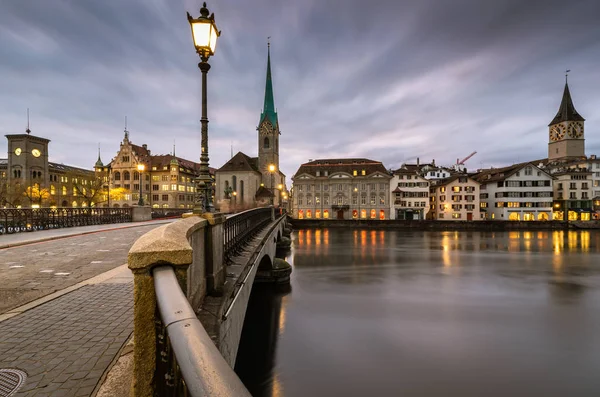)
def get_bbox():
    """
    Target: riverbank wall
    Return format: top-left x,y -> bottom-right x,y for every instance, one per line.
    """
289,219 -> 592,231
